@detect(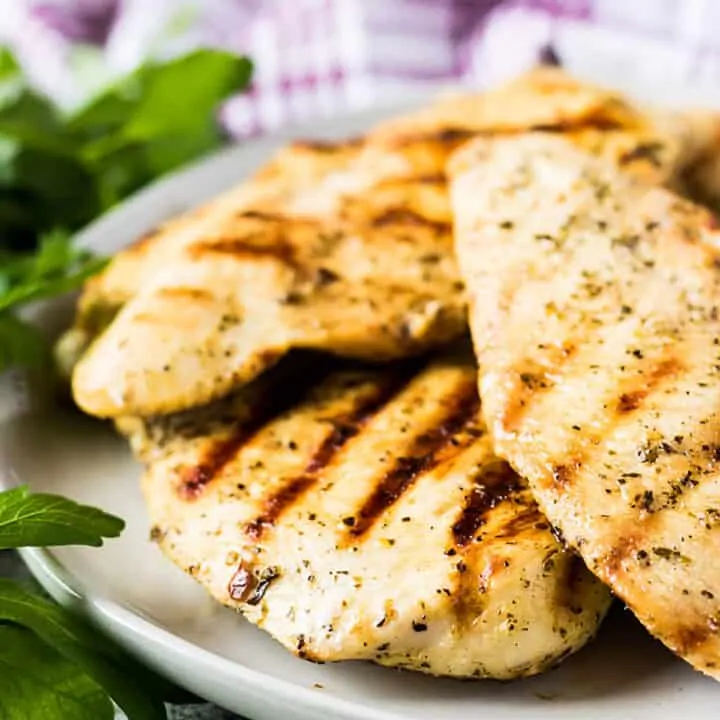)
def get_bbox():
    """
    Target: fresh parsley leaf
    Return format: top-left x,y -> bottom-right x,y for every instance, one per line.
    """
0,486 -> 124,550
0,314 -> 46,373
0,580 -> 167,720
76,50 -> 253,207
0,229 -> 107,372
0,47 -> 251,246
0,84 -> 80,158
0,47 -> 251,372
0,47 -> 20,81
0,61 -> 93,246
0,141 -> 96,248
0,624 -> 114,720
0,231 -> 108,314
70,50 -> 252,137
